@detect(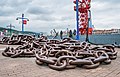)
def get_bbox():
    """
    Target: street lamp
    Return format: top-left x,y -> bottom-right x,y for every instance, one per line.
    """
16,14 -> 29,33
7,24 -> 15,36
